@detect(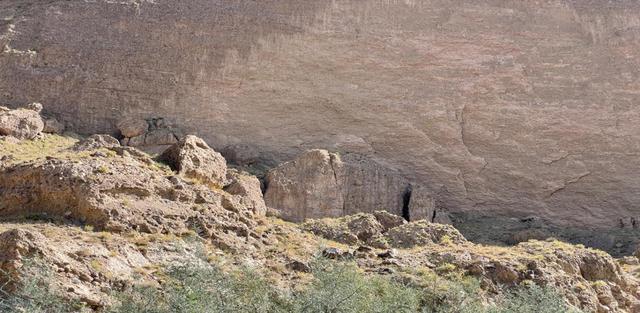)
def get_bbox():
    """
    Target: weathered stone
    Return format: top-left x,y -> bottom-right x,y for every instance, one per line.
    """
385,220 -> 466,248
144,129 -> 178,146
0,108 -> 44,140
116,118 -> 148,138
159,135 -> 227,187
264,150 -> 344,222
43,117 -> 65,134
373,210 -> 406,231
73,134 -> 120,151
6,0 -> 640,248
265,149 -> 411,222
408,185 -> 436,221
224,170 -> 266,216
127,134 -> 146,147
24,102 -> 43,113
